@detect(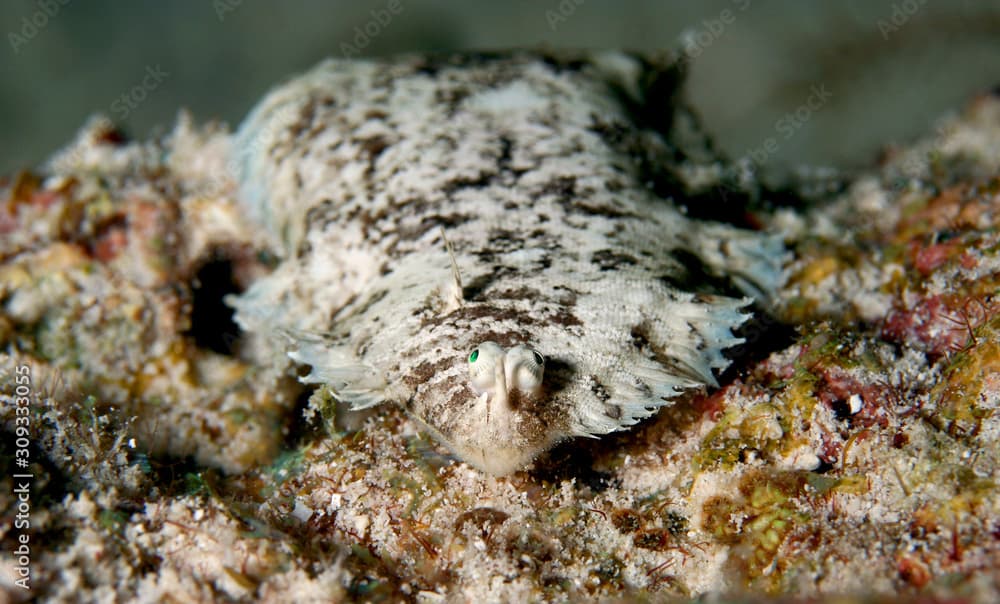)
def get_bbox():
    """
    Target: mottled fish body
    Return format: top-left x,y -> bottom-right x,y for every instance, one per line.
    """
231,52 -> 784,475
